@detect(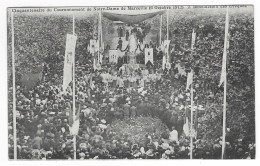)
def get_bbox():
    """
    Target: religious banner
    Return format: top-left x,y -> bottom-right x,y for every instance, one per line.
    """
88,39 -> 99,55
145,48 -> 154,64
63,34 -> 77,92
109,50 -> 118,63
